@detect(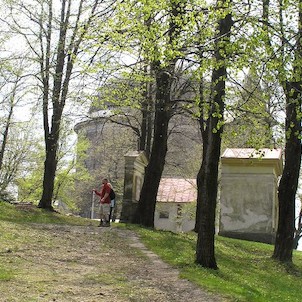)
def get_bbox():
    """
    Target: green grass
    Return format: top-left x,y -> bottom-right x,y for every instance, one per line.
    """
129,225 -> 302,302
0,265 -> 13,281
0,201 -> 98,272
0,201 -> 96,226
